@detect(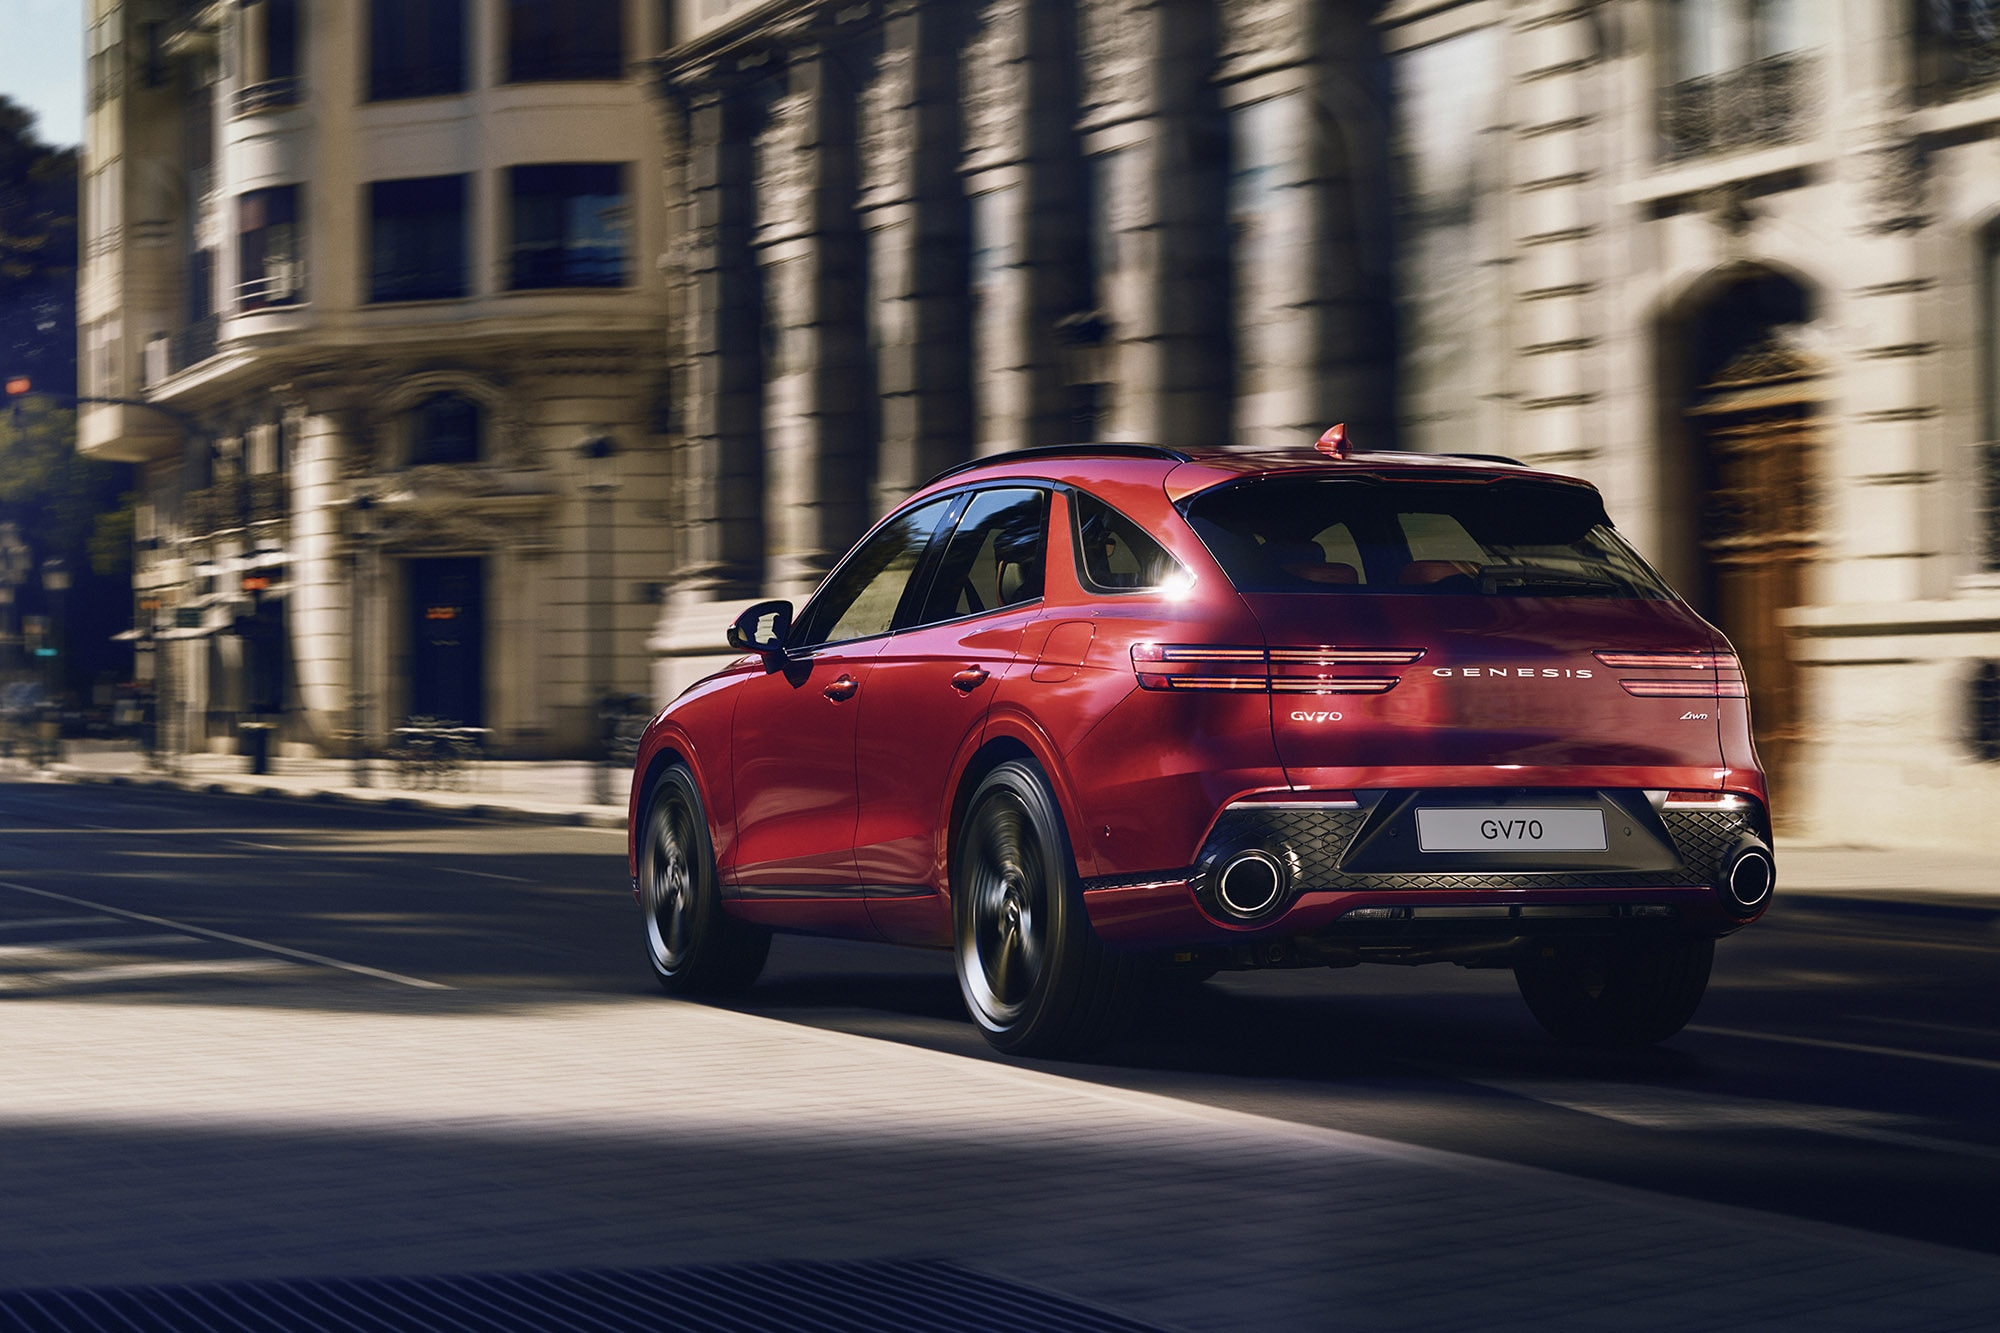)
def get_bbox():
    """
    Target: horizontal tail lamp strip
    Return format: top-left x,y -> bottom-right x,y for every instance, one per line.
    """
1621,679 -> 1749,698
1594,651 -> 1730,669
1132,644 -> 1408,694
